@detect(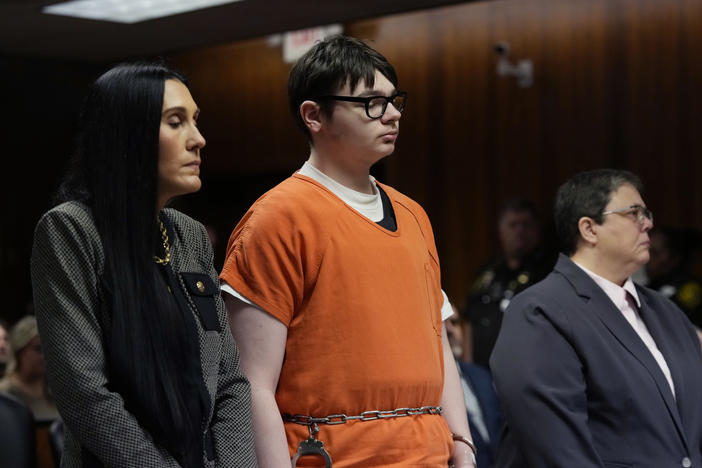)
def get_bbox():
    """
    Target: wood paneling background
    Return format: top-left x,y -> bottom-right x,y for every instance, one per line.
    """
168,0 -> 702,306
3,0 -> 701,322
